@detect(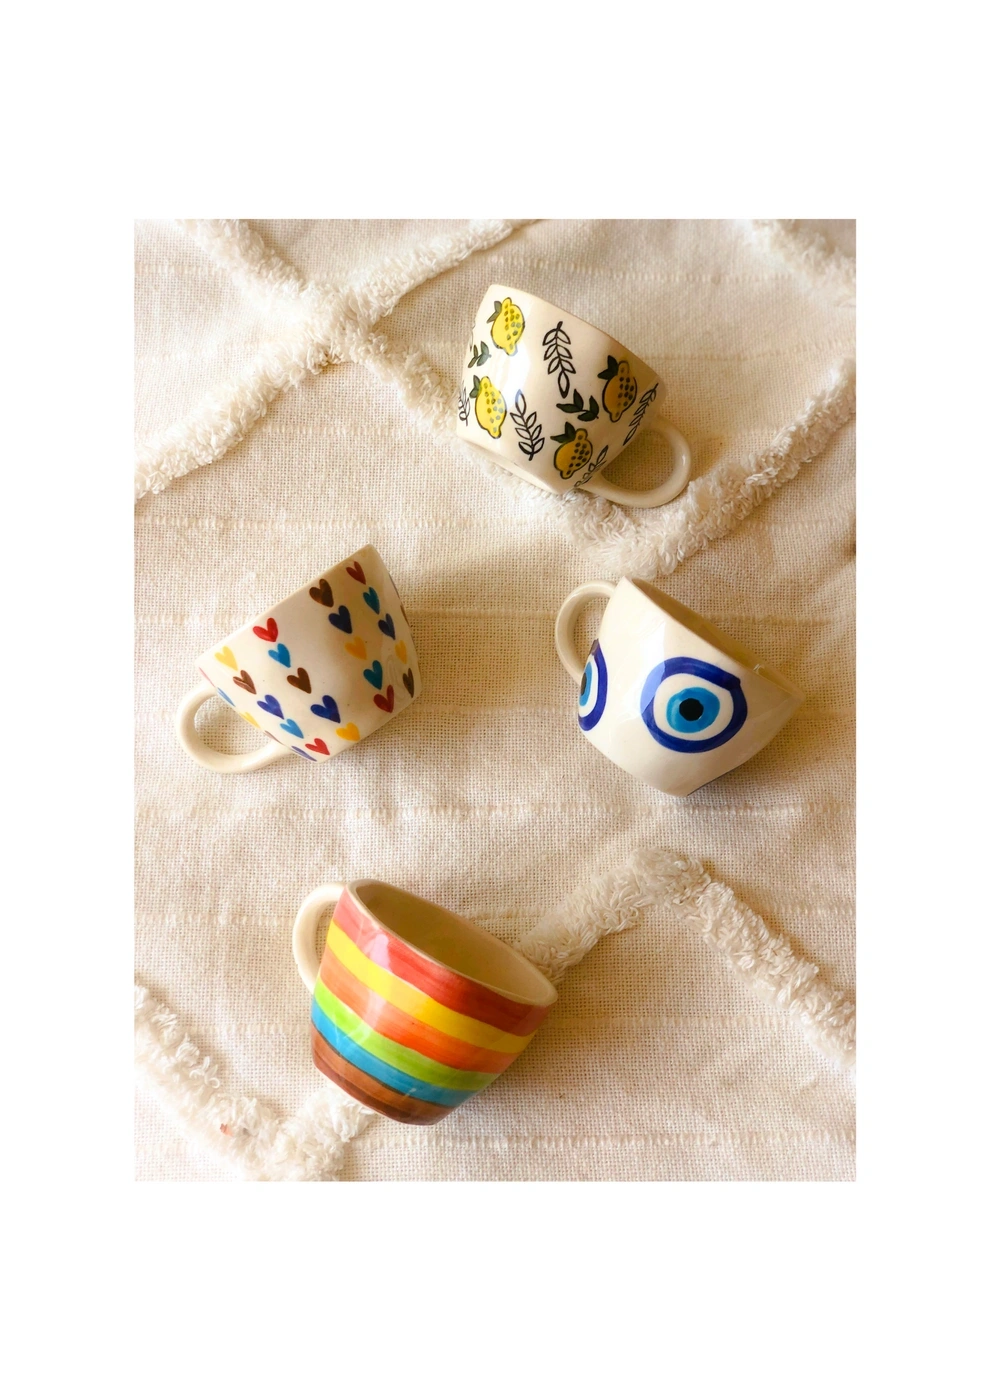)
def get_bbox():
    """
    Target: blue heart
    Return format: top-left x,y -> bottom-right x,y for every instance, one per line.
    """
268,642 -> 291,667
311,695 -> 341,723
292,746 -> 316,760
362,587 -> 380,614
280,717 -> 303,738
378,613 -> 396,639
363,660 -> 383,689
258,694 -> 283,718
328,606 -> 352,634
217,689 -> 235,706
